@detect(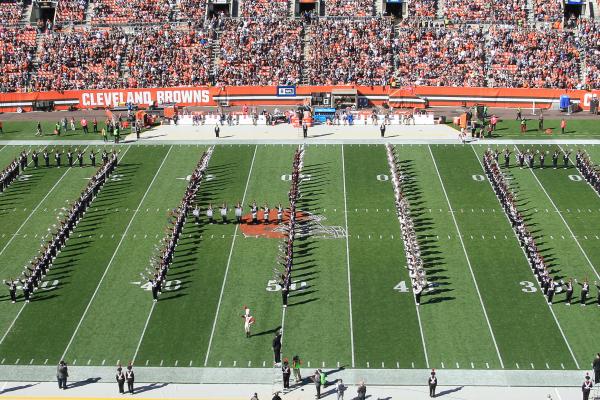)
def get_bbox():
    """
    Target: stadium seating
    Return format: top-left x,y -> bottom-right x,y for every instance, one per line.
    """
0,0 -> 23,25
55,0 -> 88,24
306,18 -> 393,85
408,0 -> 437,18
579,19 -> 600,89
444,0 -> 527,23
216,18 -> 302,86
126,25 -> 214,87
533,0 -> 562,22
392,22 -> 486,87
0,26 -> 36,92
32,28 -> 128,90
178,0 -> 207,20
325,0 -> 374,16
487,26 -> 581,89
239,0 -> 289,18
92,0 -> 175,25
